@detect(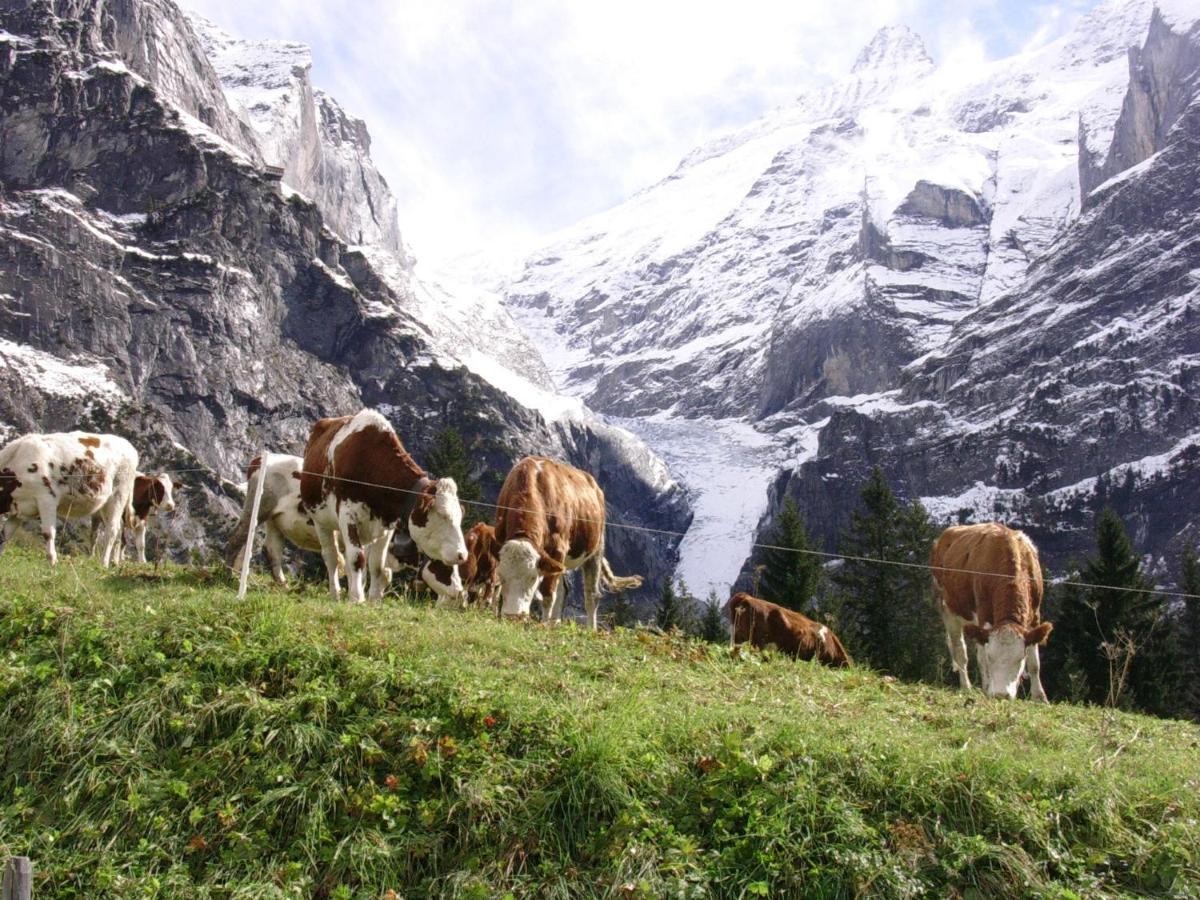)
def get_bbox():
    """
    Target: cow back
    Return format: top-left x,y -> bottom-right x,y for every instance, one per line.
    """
299,416 -> 352,511
496,457 -> 605,563
931,523 -> 1040,629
